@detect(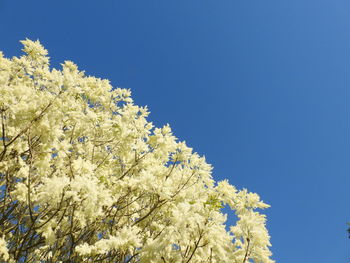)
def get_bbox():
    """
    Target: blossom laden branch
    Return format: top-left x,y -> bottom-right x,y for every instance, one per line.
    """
0,39 -> 274,263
